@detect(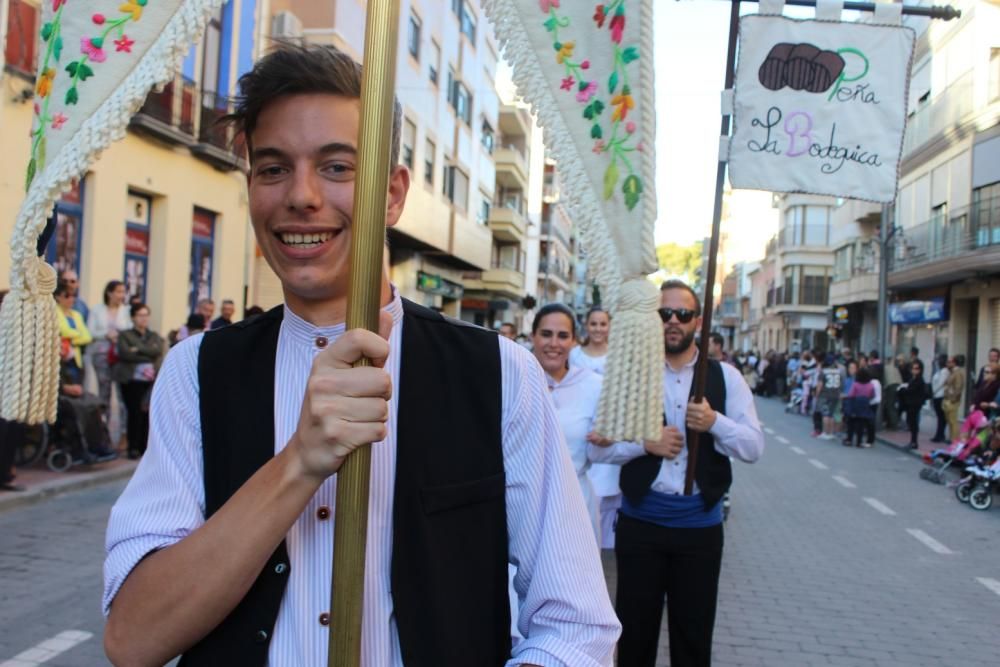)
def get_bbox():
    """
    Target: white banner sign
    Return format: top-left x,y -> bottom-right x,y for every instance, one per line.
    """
728,14 -> 915,203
